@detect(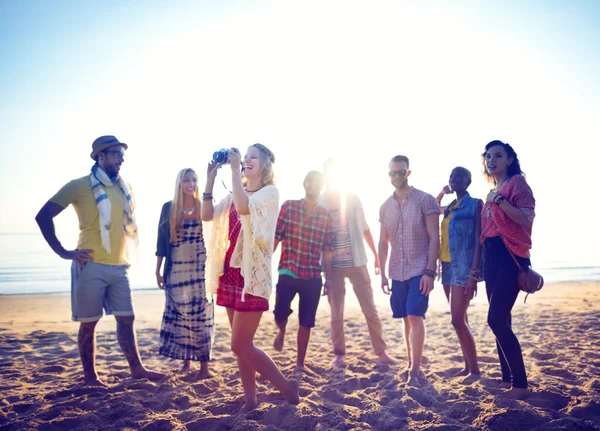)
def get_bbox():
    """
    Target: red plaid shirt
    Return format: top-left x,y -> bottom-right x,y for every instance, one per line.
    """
275,199 -> 334,279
